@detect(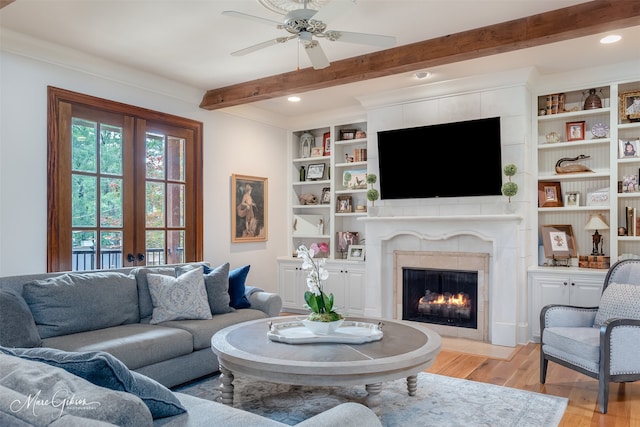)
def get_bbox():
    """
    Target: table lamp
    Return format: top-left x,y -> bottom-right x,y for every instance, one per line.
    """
585,214 -> 609,256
